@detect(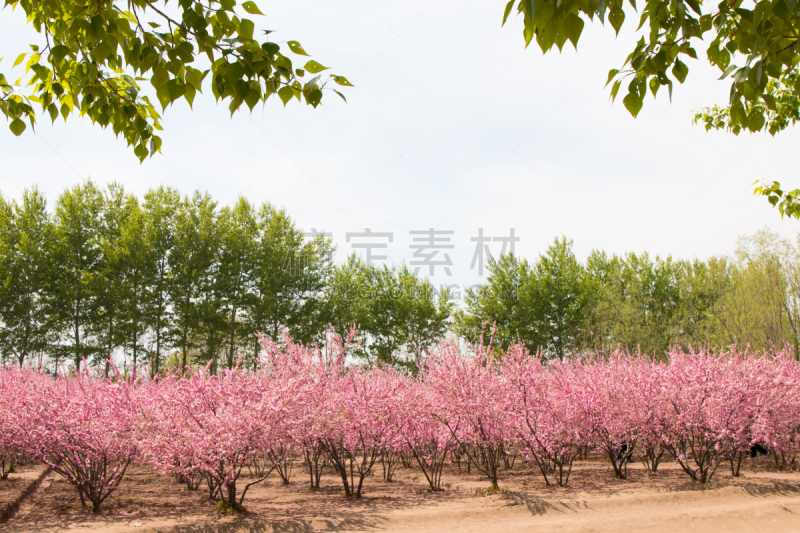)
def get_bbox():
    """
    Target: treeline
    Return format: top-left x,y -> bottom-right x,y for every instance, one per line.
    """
0,182 -> 451,372
2,182 -> 798,371
455,233 -> 800,359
